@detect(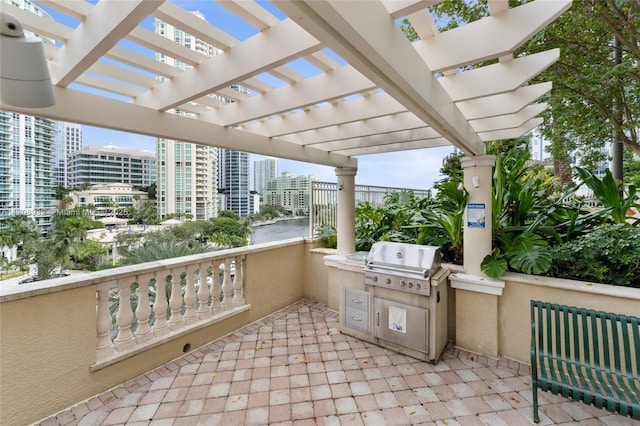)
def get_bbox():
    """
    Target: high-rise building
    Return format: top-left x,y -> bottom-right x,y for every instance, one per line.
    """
69,145 -> 156,188
154,13 -> 218,221
263,172 -> 315,215
54,122 -> 82,188
218,149 -> 251,217
0,113 -> 56,230
0,0 -> 58,232
254,158 -> 278,194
